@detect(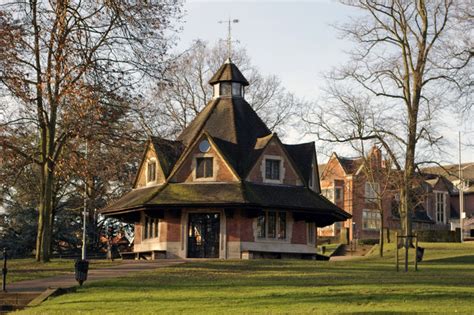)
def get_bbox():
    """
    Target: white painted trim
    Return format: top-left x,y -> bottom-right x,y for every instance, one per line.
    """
434,190 -> 448,224
253,210 -> 293,243
261,154 -> 286,184
192,153 -> 219,182
182,209 -> 227,259
145,157 -> 158,186
241,242 -> 317,254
